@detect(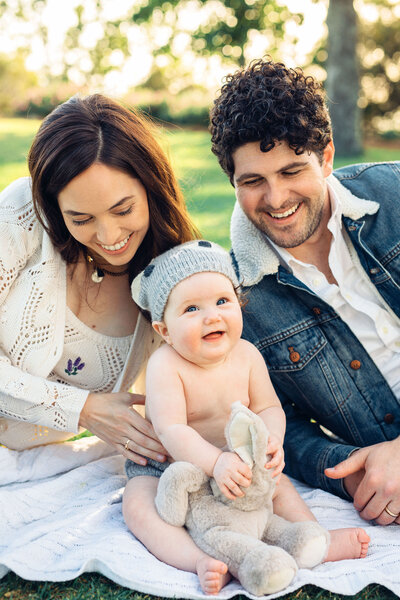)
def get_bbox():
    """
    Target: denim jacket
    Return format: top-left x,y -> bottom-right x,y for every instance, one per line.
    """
230,162 -> 400,499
